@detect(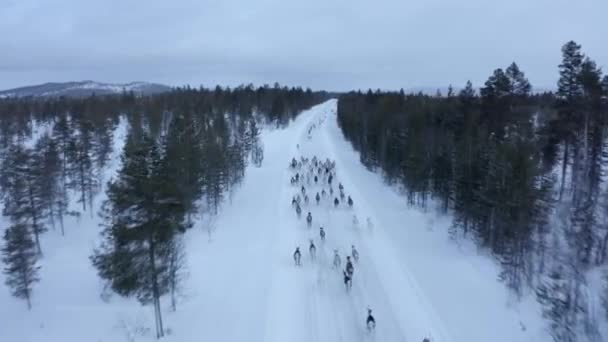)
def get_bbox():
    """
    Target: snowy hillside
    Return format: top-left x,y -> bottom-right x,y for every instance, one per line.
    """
0,81 -> 171,98
0,99 -> 555,342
